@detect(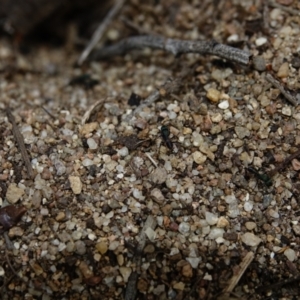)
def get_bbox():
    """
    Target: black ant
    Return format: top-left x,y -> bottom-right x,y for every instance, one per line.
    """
160,125 -> 173,150
246,167 -> 273,187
